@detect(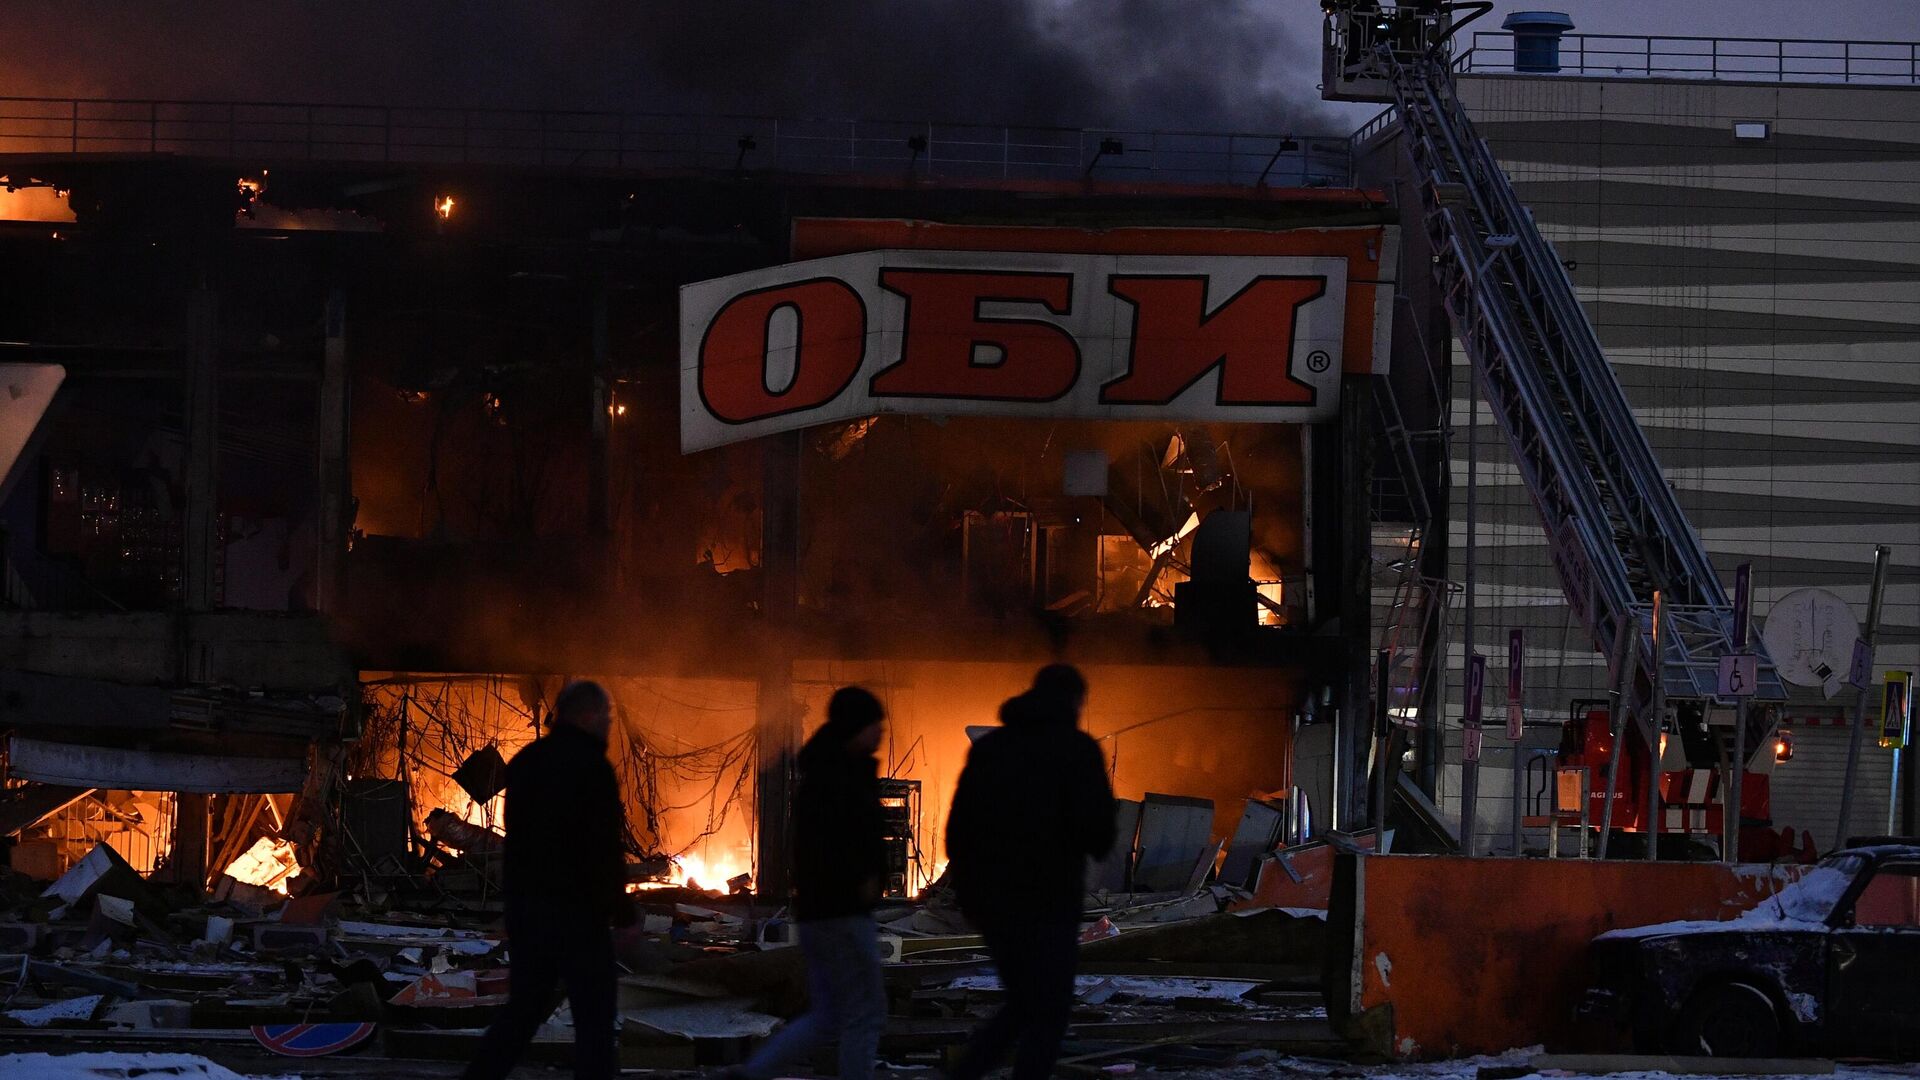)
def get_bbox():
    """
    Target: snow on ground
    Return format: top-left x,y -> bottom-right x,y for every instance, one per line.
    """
1195,1049 -> 1920,1080
0,1052 -> 292,1080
